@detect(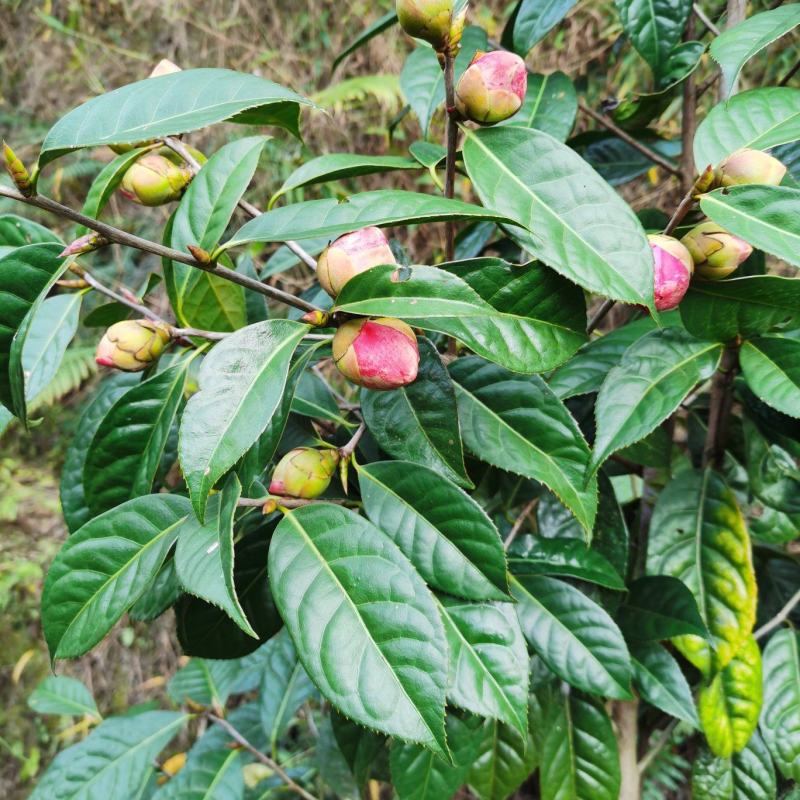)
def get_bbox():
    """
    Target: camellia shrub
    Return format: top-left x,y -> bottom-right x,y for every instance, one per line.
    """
3,1 -> 800,798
